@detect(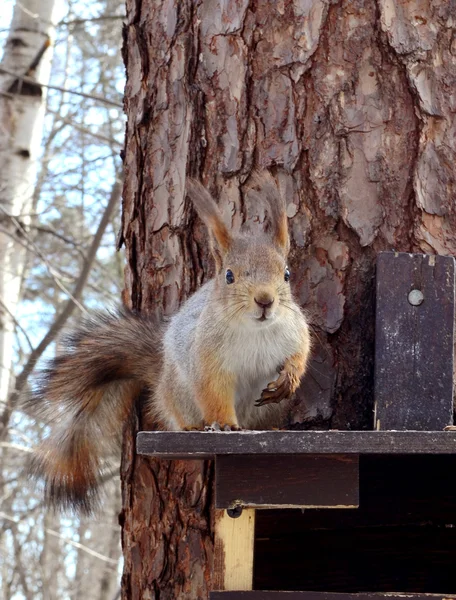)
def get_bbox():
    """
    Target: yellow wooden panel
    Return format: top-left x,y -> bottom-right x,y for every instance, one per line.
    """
214,508 -> 255,591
